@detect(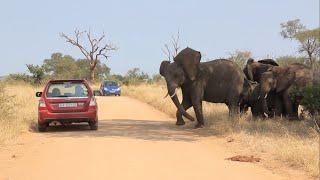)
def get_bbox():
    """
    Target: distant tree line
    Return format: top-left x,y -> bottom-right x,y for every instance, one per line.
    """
6,52 -> 163,85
